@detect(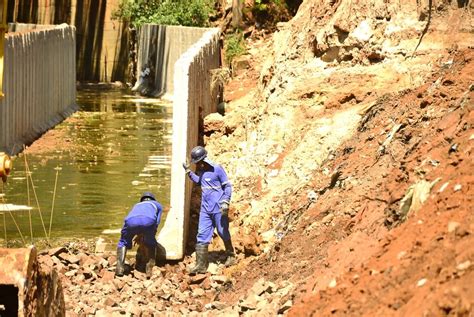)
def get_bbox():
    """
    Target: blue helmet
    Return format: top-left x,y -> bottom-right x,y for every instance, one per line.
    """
140,192 -> 156,202
191,146 -> 207,164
